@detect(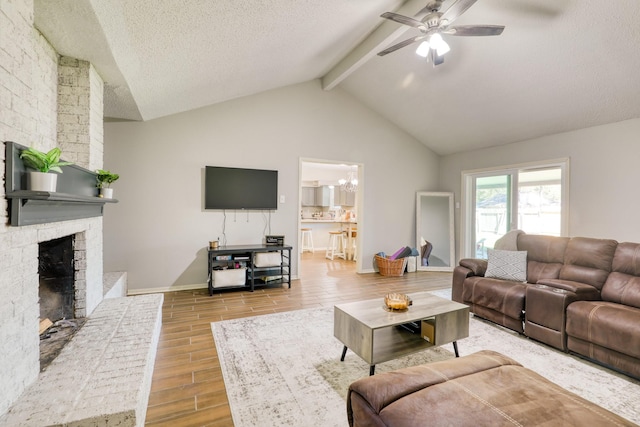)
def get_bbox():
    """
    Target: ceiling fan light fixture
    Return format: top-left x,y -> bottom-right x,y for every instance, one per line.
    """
436,40 -> 450,56
429,33 -> 450,56
415,41 -> 431,57
378,1 -> 504,60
